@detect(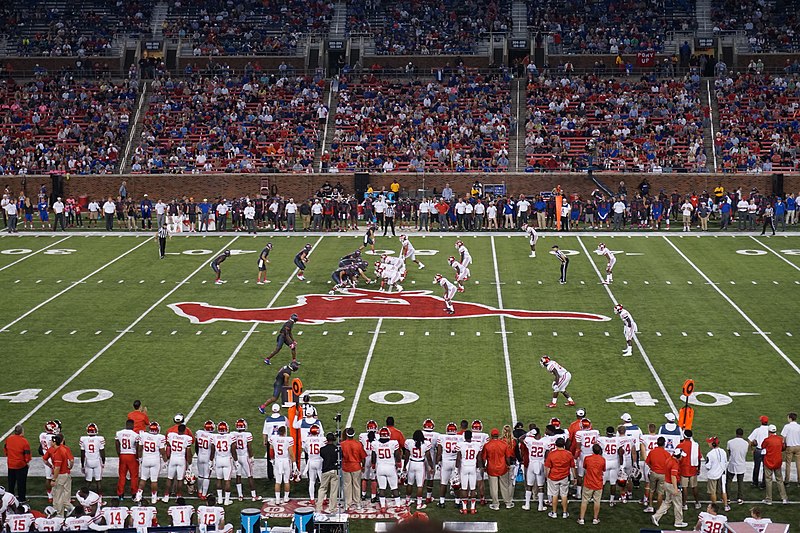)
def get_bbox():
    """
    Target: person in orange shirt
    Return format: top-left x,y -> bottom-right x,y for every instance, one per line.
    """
567,408 -> 587,454
544,437 -> 576,519
127,400 -> 149,434
481,428 -> 514,510
762,424 -> 788,504
386,417 -> 405,448
50,435 -> 75,518
340,428 -> 367,510
652,449 -> 687,529
645,436 -> 670,511
4,424 -> 32,501
677,430 -> 703,510
166,413 -> 193,438
578,444 -> 605,525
